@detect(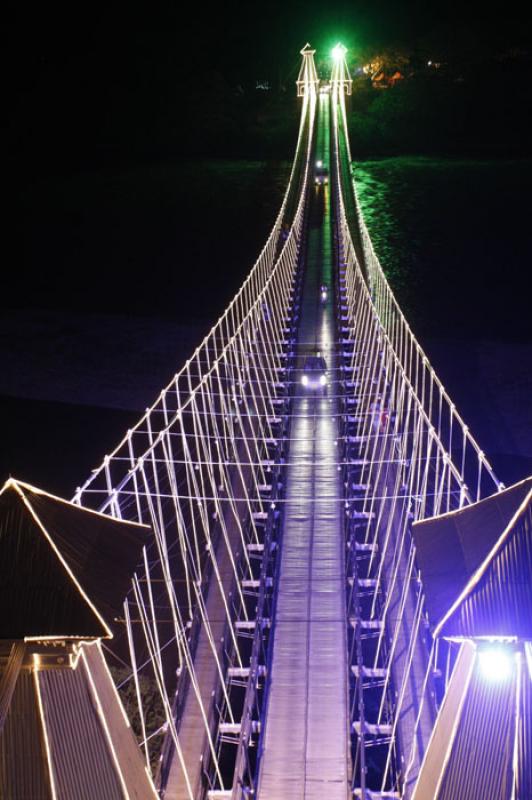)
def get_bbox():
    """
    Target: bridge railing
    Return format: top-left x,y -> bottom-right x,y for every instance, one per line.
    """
73,92 -> 313,515
336,93 -> 502,504
227,86 -> 320,799
73,88 -> 317,796
332,88 -> 504,799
